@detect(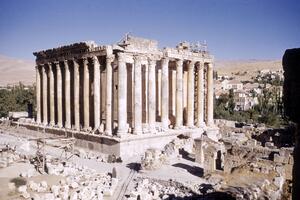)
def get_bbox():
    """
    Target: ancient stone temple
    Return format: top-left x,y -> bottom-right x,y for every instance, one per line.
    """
31,35 -> 216,158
